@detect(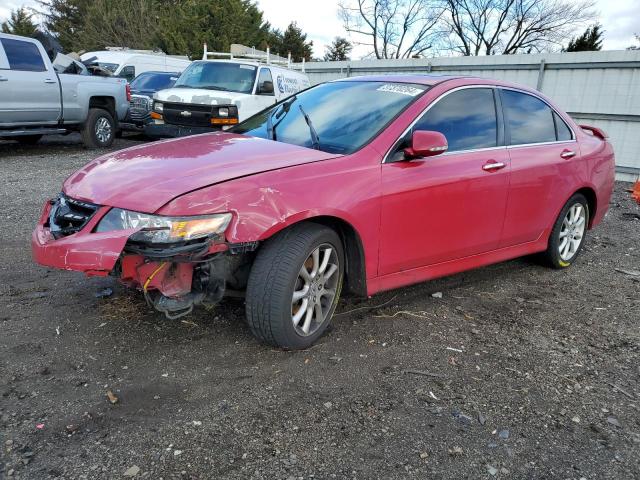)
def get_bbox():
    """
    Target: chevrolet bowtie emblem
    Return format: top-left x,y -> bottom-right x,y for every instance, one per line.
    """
180,111 -> 192,117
